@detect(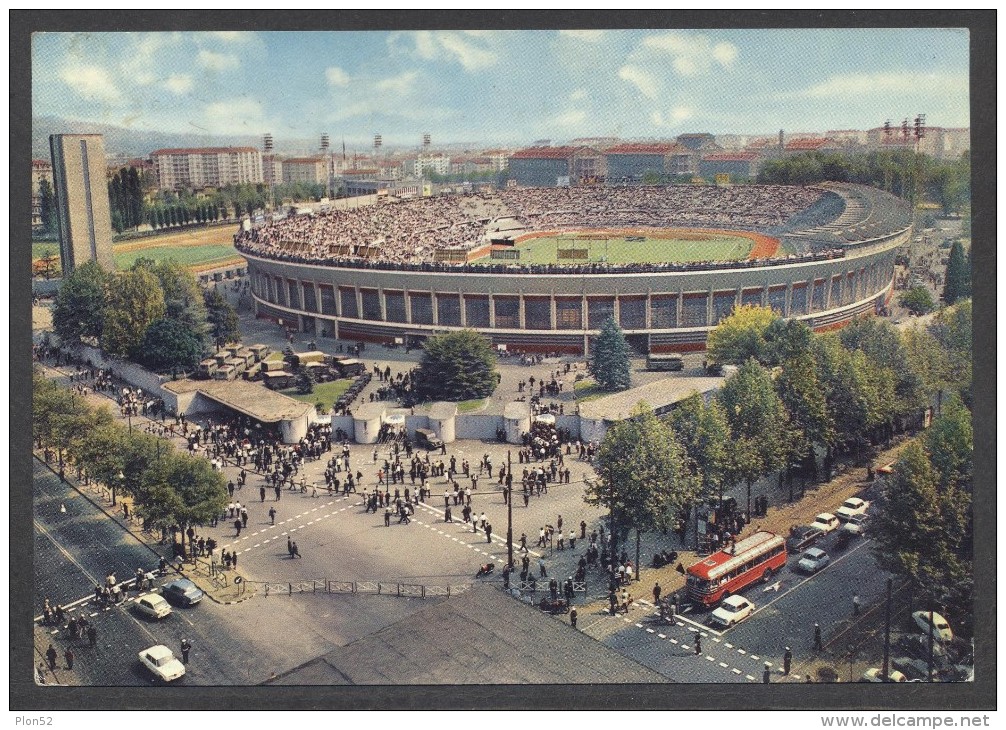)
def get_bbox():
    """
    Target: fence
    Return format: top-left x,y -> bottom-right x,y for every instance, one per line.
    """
250,579 -> 471,599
